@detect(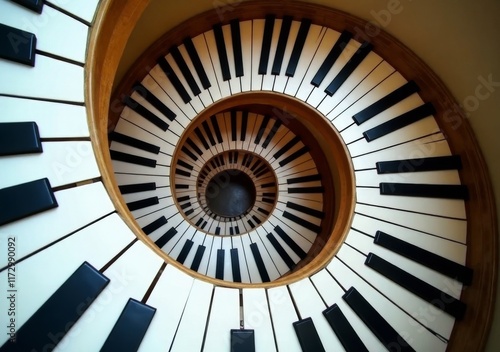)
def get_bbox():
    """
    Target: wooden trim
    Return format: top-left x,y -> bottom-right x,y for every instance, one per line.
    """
89,1 -> 497,350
